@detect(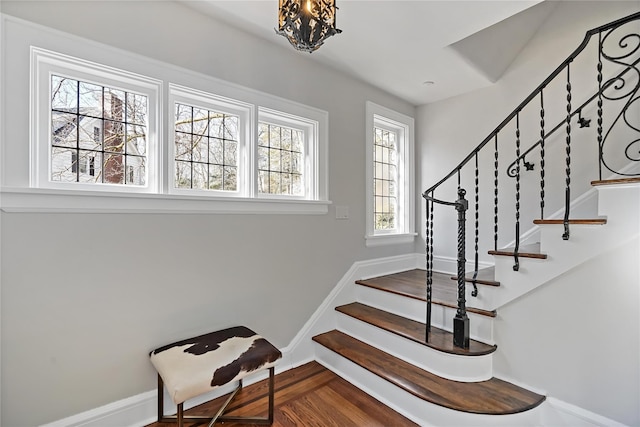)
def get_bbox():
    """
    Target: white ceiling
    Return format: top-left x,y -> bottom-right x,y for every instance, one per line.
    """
180,0 -> 555,105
